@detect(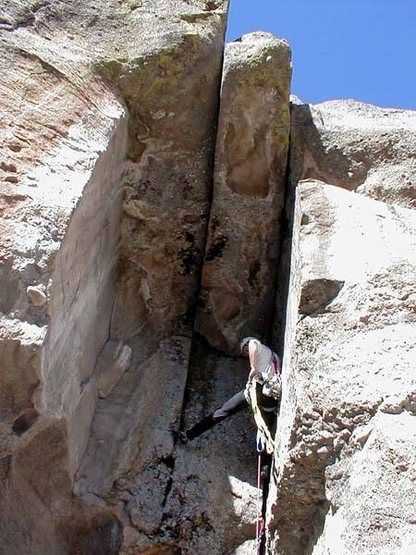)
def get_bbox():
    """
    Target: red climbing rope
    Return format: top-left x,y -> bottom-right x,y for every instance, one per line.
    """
256,453 -> 262,553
